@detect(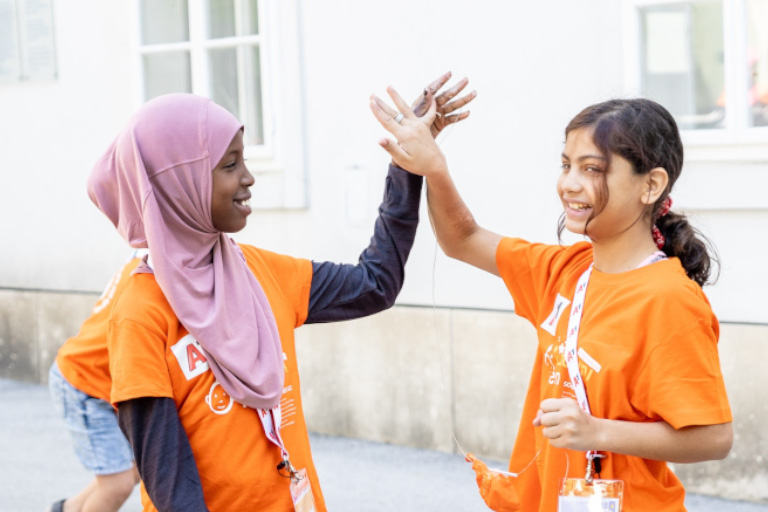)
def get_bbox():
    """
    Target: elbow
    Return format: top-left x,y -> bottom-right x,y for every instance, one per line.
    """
440,223 -> 480,262
711,422 -> 734,461
440,241 -> 463,261
674,422 -> 733,463
379,290 -> 398,311
694,422 -> 733,462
